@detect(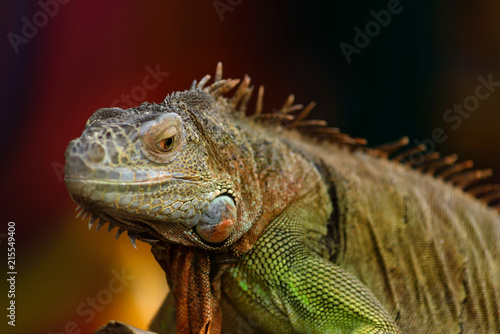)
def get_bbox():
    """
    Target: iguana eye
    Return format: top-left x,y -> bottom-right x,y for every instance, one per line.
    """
140,112 -> 184,163
156,135 -> 176,152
